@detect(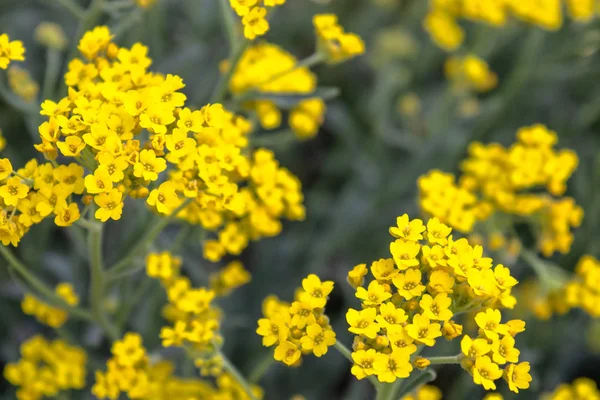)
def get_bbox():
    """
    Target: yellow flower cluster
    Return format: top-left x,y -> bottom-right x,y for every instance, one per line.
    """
202,148 -> 305,262
256,274 -> 337,366
544,377 -> 600,400
35,22 -> 67,50
344,215 -> 529,392
229,0 -> 286,40
8,66 -> 39,102
419,124 -> 582,256
209,260 -> 251,295
313,14 -> 365,64
4,335 -> 87,400
21,282 -> 79,328
425,0 -> 596,51
401,384 -> 442,400
445,54 -> 498,93
0,33 -> 25,69
144,251 -> 222,353
0,26 -> 305,261
229,43 -> 325,139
